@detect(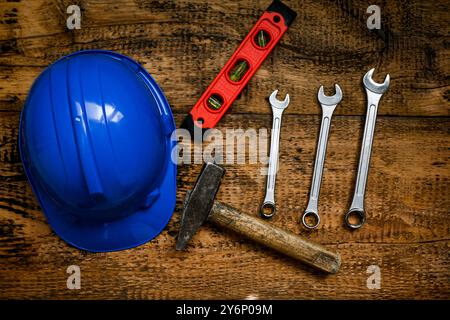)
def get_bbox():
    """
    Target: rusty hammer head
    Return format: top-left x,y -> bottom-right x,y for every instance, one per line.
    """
176,162 -> 225,250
